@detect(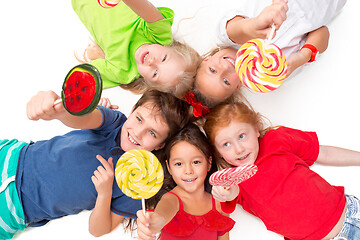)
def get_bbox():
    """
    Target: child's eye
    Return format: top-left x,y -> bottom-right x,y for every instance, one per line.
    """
193,160 -> 201,165
136,116 -> 142,123
239,133 -> 246,139
224,78 -> 230,85
175,162 -> 182,166
209,68 -> 216,73
224,142 -> 230,147
162,55 -> 167,62
149,130 -> 156,138
153,70 -> 158,77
